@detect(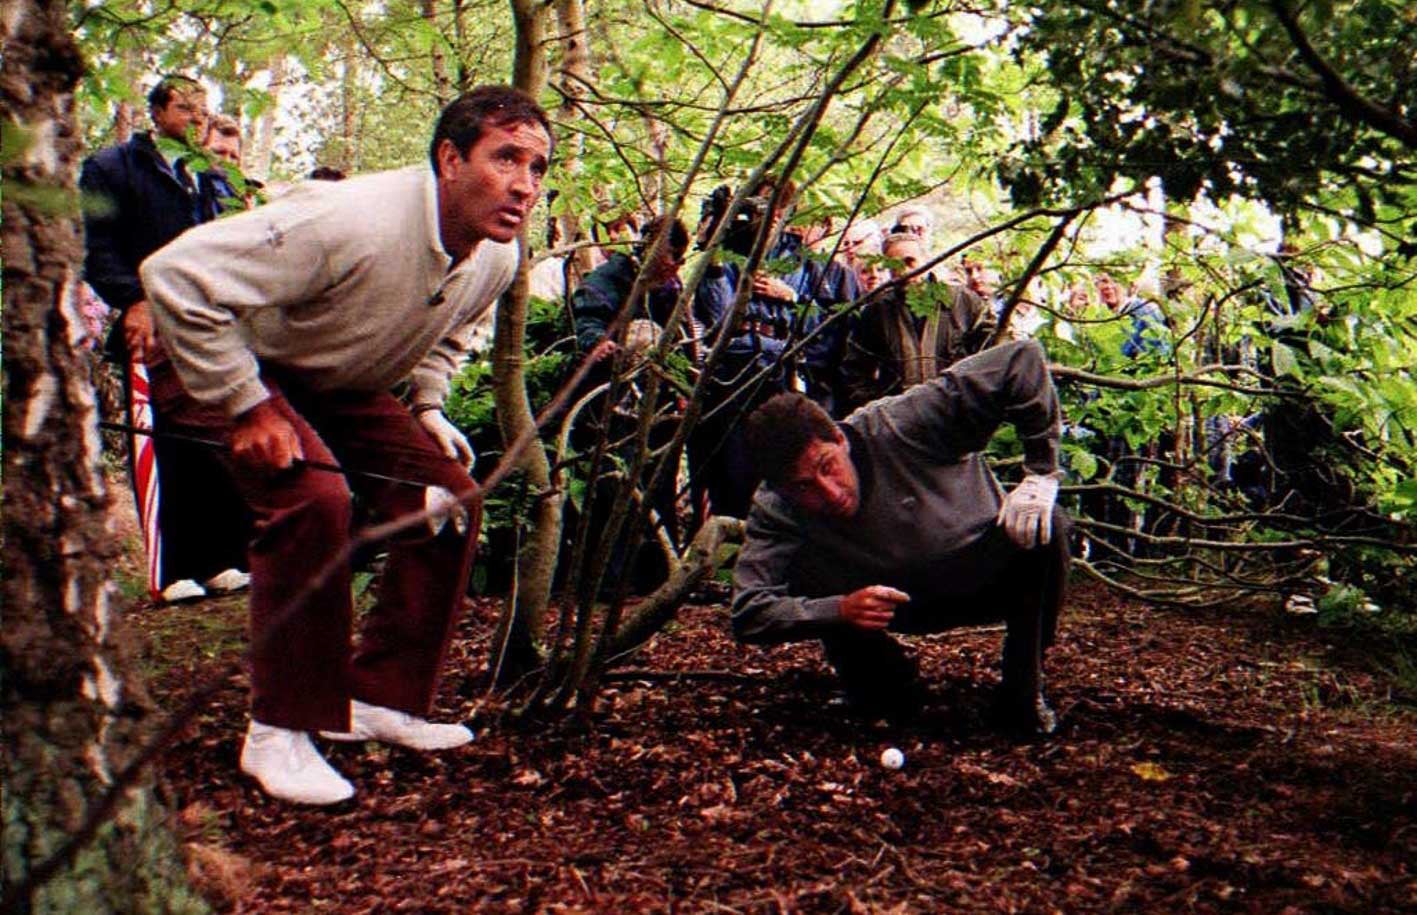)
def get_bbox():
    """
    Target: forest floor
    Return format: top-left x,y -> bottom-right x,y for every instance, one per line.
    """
117,522 -> 1416,912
